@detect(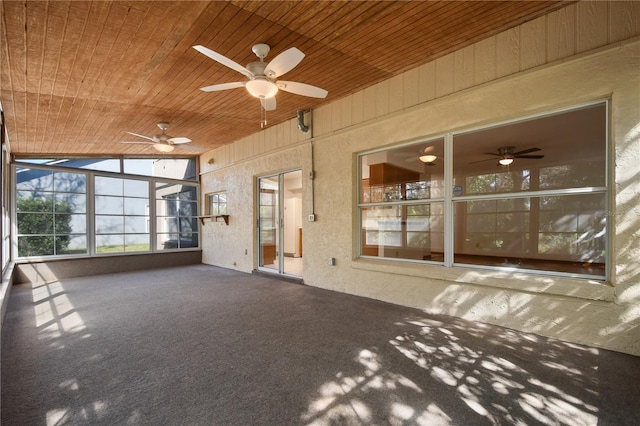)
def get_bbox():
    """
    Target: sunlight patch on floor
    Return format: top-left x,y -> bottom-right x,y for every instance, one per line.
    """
389,321 -> 600,426
302,349 -> 441,426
